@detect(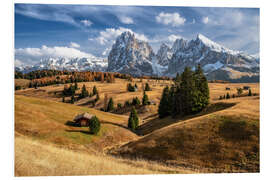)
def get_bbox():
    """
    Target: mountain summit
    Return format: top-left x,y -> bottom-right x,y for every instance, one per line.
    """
107,31 -> 156,76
